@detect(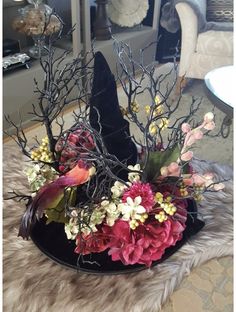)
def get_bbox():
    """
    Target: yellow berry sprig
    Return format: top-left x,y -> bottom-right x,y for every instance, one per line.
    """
129,219 -> 139,230
154,192 -> 177,222
149,122 -> 158,135
155,211 -> 168,223
158,118 -> 169,129
139,213 -> 148,223
145,104 -> 164,117
130,100 -> 139,113
31,137 -> 53,163
161,202 -> 177,216
193,184 -> 204,201
179,182 -> 189,197
129,213 -> 148,230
